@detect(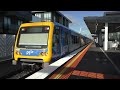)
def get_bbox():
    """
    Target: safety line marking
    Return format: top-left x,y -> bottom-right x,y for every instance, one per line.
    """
49,42 -> 93,79
71,70 -> 120,79
100,48 -> 120,74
